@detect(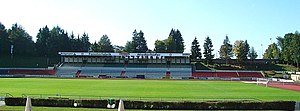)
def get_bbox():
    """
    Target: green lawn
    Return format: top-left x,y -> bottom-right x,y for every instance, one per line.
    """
0,78 -> 300,101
